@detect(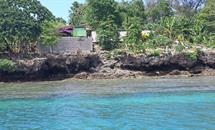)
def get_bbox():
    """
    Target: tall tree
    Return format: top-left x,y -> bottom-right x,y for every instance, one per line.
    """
117,0 -> 130,28
0,0 -> 53,53
171,0 -> 206,17
147,0 -> 173,22
84,0 -> 121,50
129,0 -> 145,21
86,0 -> 121,29
69,1 -> 87,26
40,21 -> 65,47
96,18 -> 119,50
199,0 -> 215,33
124,17 -> 143,52
55,17 -> 67,24
145,0 -> 159,10
116,0 -> 146,52
117,0 -> 145,29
